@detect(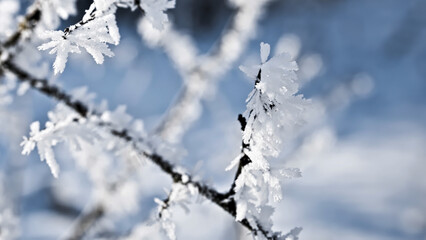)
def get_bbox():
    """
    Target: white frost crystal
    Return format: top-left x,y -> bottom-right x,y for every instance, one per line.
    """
38,8 -> 119,74
154,183 -> 197,240
231,42 -> 310,237
21,95 -> 146,179
20,110 -> 98,178
38,0 -> 176,74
